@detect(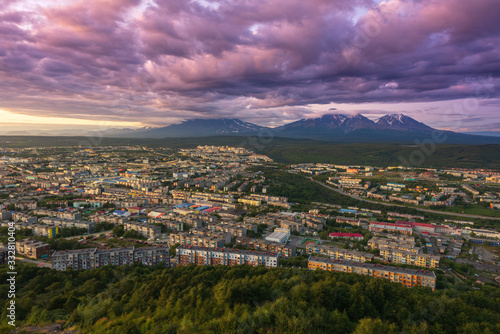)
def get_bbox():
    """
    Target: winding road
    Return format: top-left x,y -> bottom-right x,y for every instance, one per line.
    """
310,178 -> 500,221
